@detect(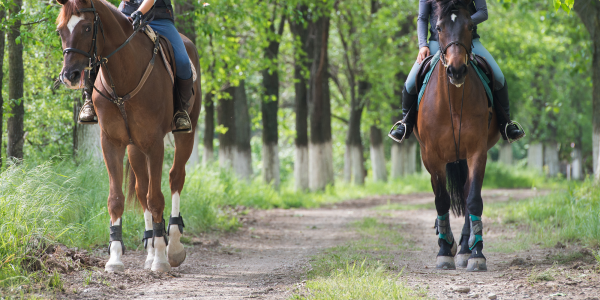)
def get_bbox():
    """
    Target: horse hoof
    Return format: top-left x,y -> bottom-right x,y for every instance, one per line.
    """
436,256 -> 456,270
168,249 -> 186,267
144,259 -> 154,270
151,261 -> 172,272
455,253 -> 470,268
466,258 -> 487,272
105,262 -> 125,273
